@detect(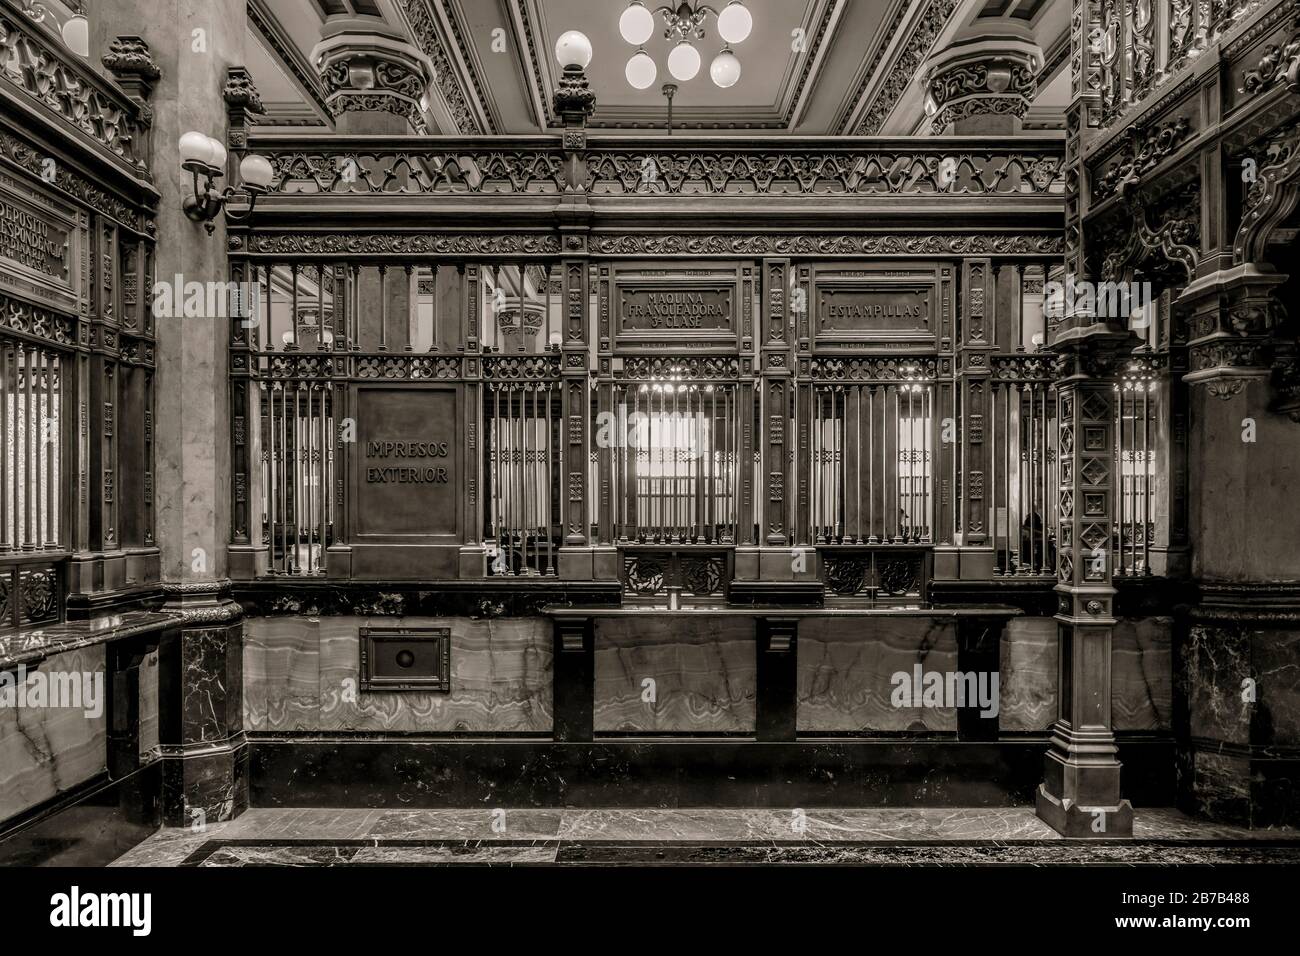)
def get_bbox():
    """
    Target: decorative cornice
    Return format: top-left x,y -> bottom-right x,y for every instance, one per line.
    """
242,232 -> 563,256
587,232 -> 1064,257
849,0 -> 963,135
0,128 -> 151,233
398,0 -> 488,134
